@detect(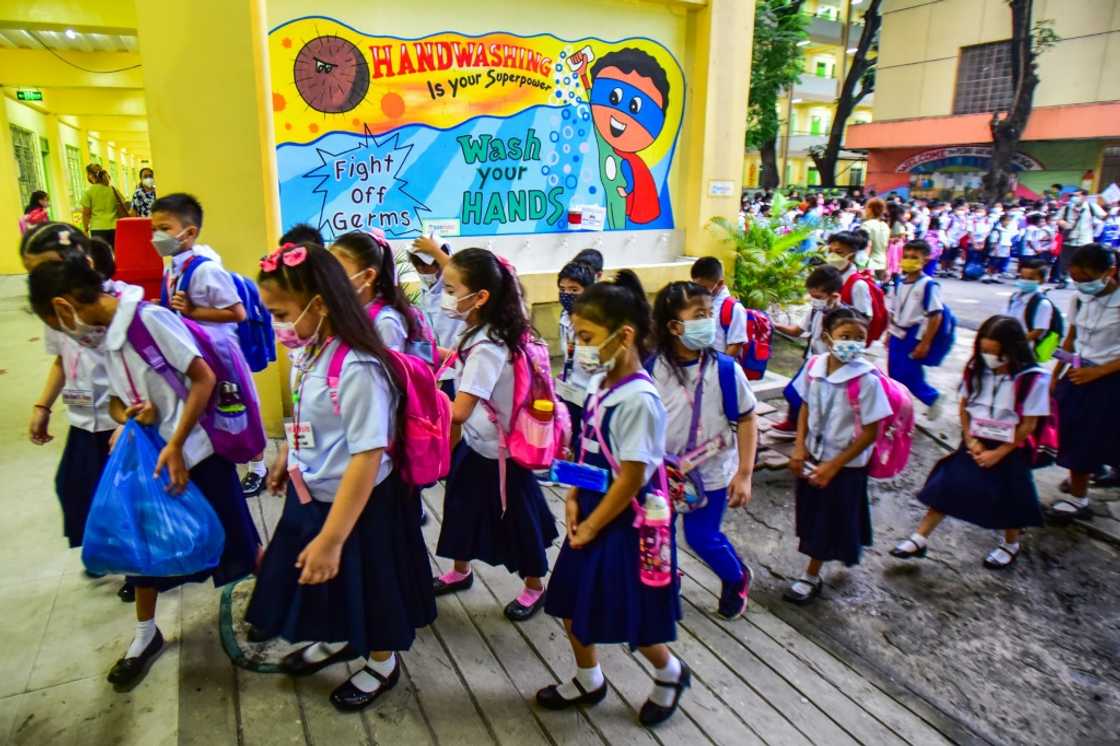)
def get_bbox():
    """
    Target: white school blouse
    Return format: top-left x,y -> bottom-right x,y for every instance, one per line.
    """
792,356 -> 892,468
1070,289 -> 1120,363
650,354 -> 756,490
583,373 -> 667,483
961,367 -> 1050,425
103,293 -> 214,468
287,338 -> 396,502
370,302 -> 407,353
43,328 -> 115,433
417,275 -> 465,382
454,326 -> 516,460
